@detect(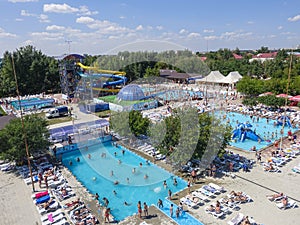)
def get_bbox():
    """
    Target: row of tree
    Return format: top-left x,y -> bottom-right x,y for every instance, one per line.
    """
110,109 -> 231,169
